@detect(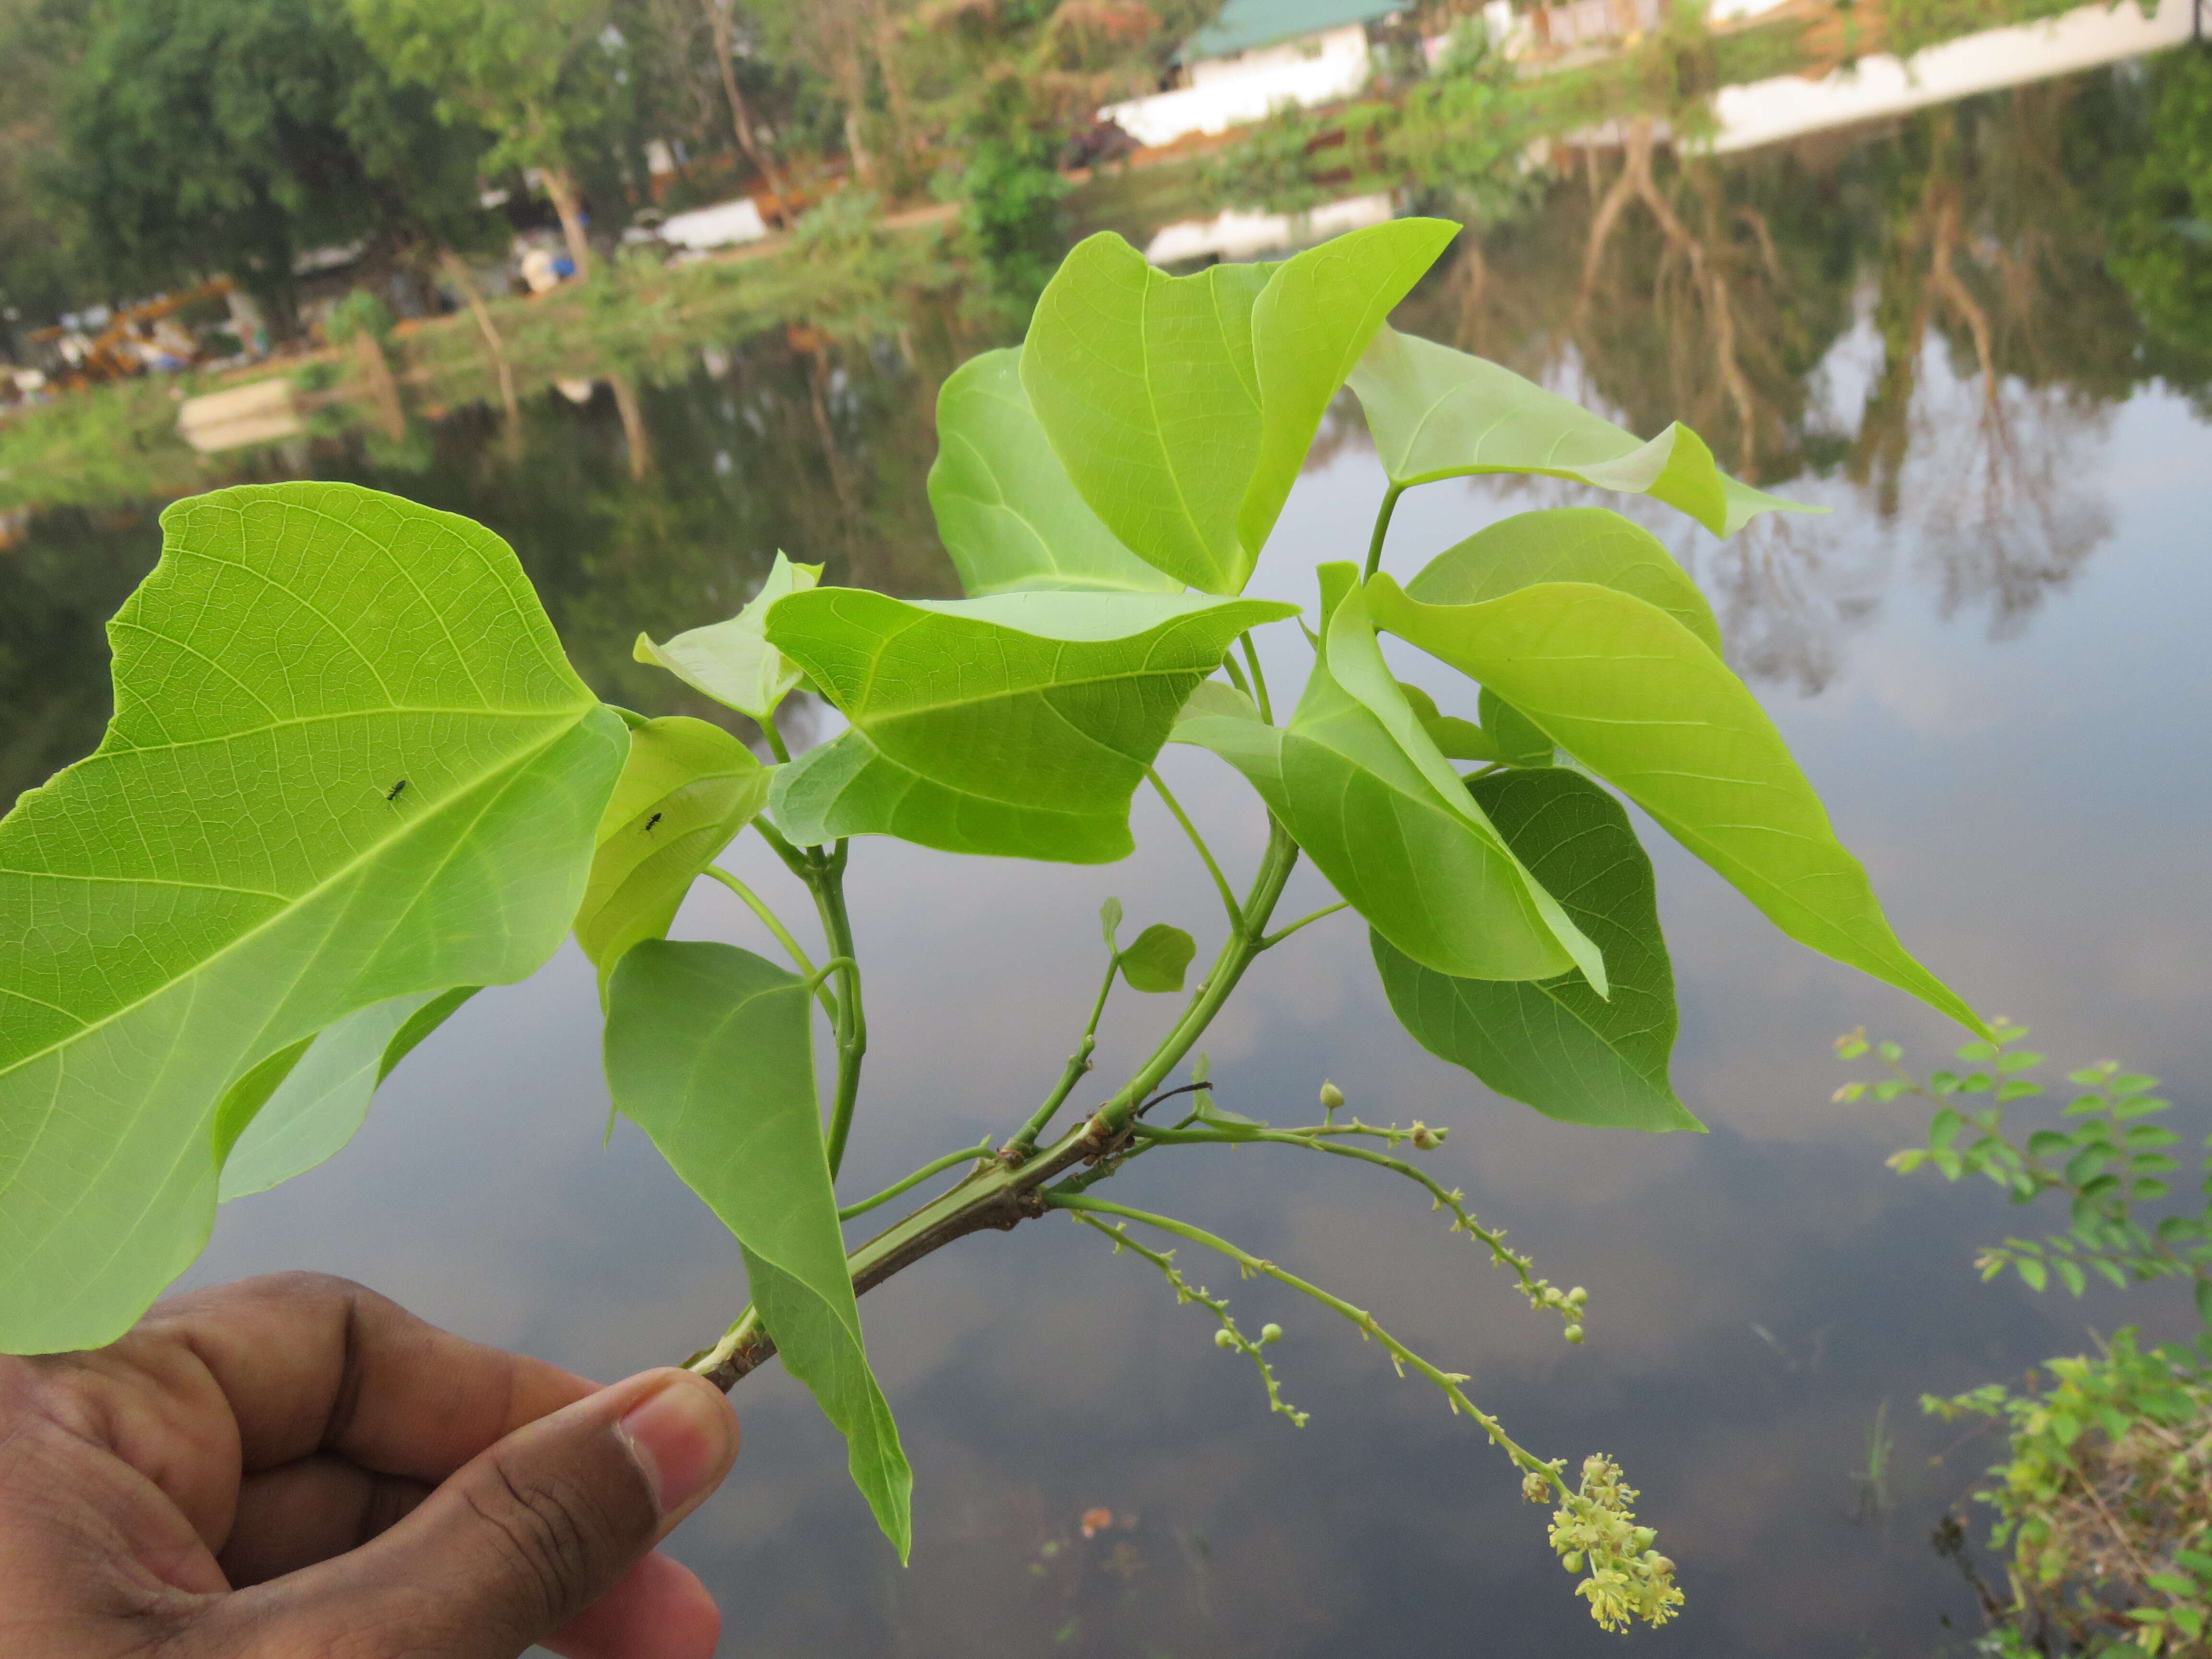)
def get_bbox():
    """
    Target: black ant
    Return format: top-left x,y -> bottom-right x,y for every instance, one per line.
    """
645,812 -> 663,834
384,779 -> 408,803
